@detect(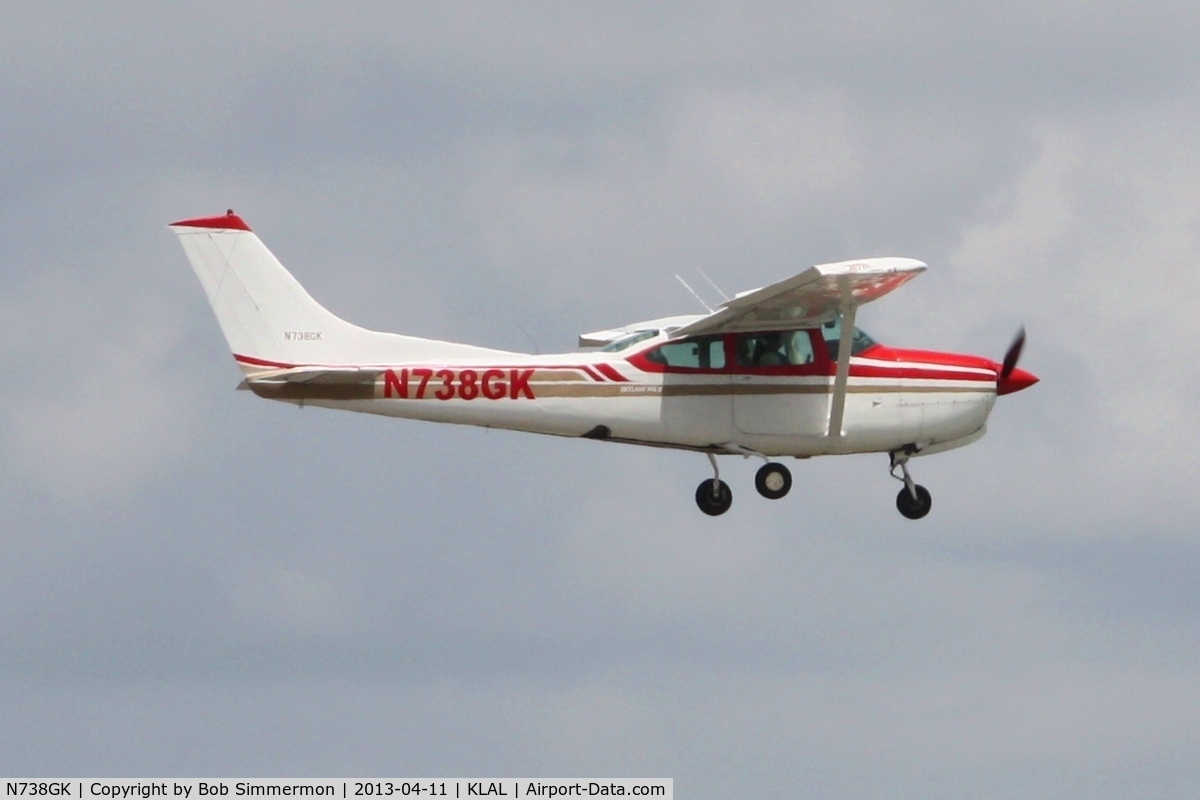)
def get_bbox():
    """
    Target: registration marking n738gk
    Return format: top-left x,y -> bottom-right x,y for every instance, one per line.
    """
382,368 -> 536,400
